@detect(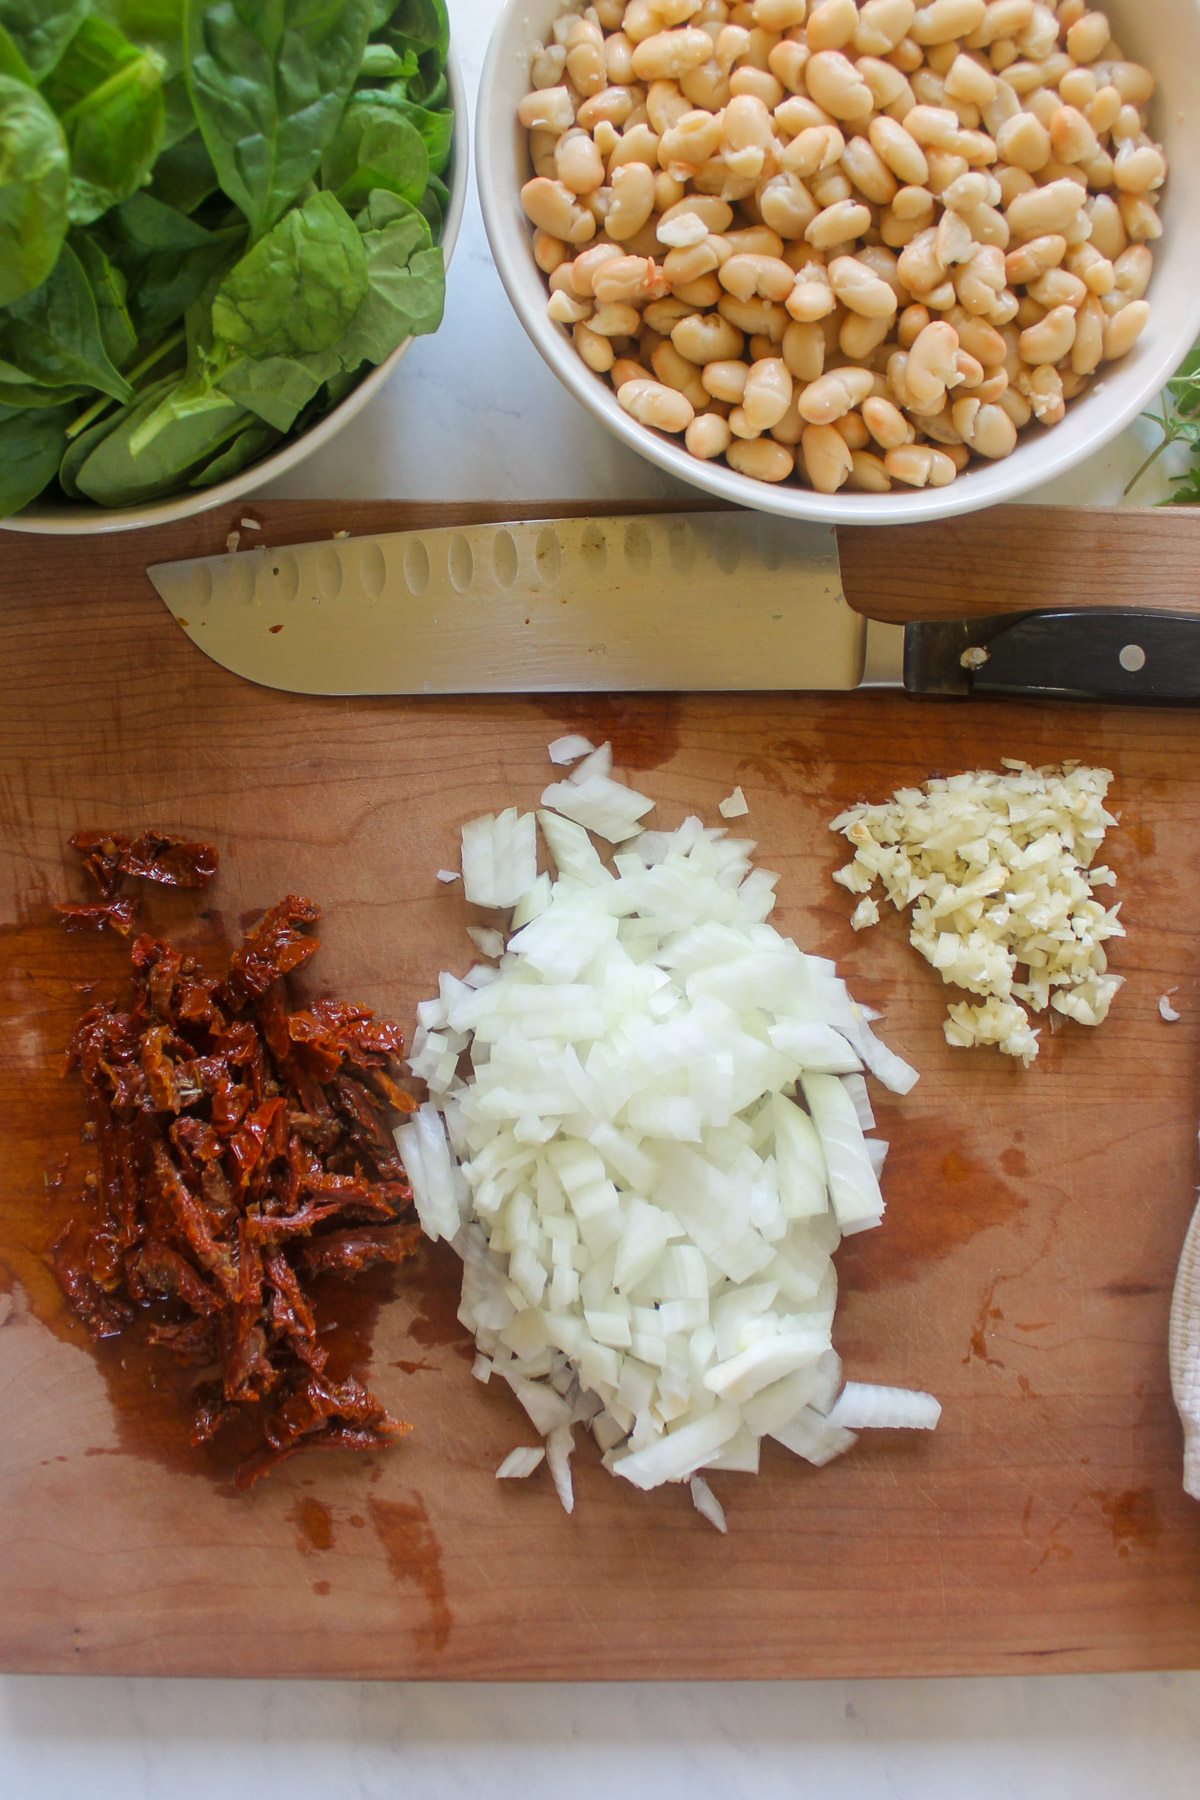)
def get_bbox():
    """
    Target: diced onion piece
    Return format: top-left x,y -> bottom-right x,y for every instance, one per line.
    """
549,734 -> 597,764
394,1102 -> 462,1242
689,1473 -> 728,1532
545,1422 -> 576,1513
719,786 -> 749,819
825,1381 -> 941,1430
771,1405 -> 858,1466
800,1073 -> 884,1234
461,808 -> 538,908
436,869 -> 459,884
1160,994 -> 1181,1022
541,773 -> 655,844
496,1446 -> 546,1478
467,925 -> 505,959
613,1402 -> 742,1490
